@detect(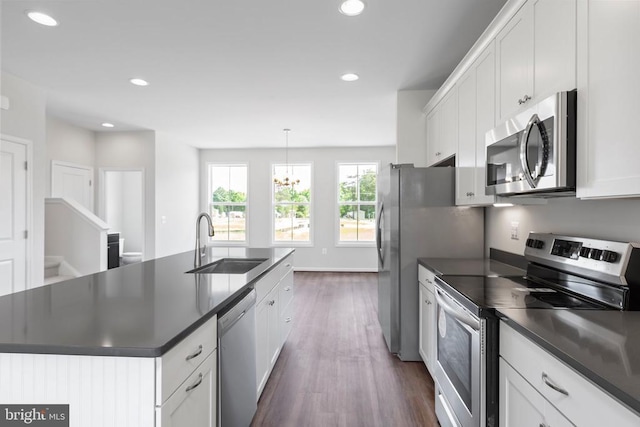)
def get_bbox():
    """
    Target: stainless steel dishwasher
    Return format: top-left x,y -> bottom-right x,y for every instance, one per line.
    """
218,288 -> 257,427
